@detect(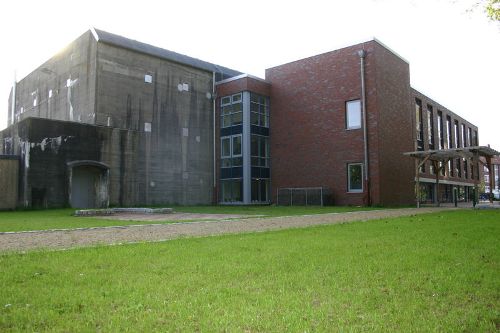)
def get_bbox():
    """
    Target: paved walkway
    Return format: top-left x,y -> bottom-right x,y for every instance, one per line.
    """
0,207 -> 457,252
